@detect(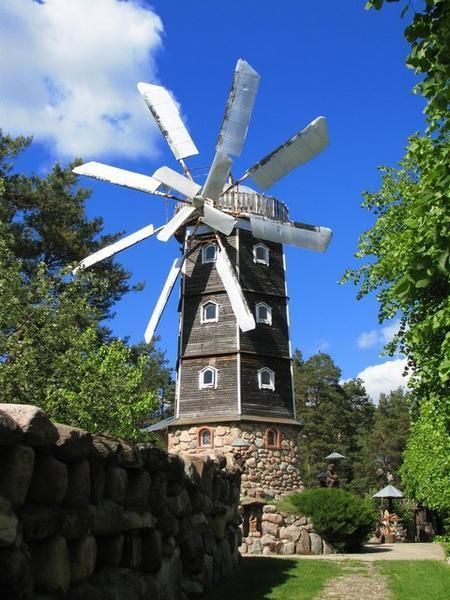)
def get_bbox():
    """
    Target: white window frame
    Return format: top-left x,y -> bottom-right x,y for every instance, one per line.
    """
253,243 -> 269,266
256,302 -> 272,325
199,366 -> 217,389
198,427 -> 213,448
258,367 -> 275,391
201,301 -> 219,324
202,243 -> 217,264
